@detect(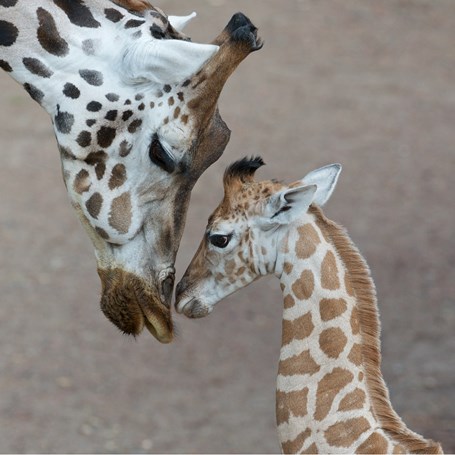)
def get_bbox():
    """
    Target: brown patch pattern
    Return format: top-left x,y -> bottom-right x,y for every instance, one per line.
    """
281,428 -> 311,454
279,350 -> 320,376
292,269 -> 314,300
321,250 -> 340,290
284,294 -> 295,309
282,312 -> 314,346
319,327 -> 348,359
348,343 -> 362,366
108,192 -> 132,234
350,306 -> 360,335
324,417 -> 371,448
338,388 -> 366,412
319,298 -> 347,321
108,163 -> 127,190
295,223 -> 320,259
276,388 -> 309,425
356,431 -> 389,454
314,367 -> 353,421
73,169 -> 91,194
86,192 -> 103,219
